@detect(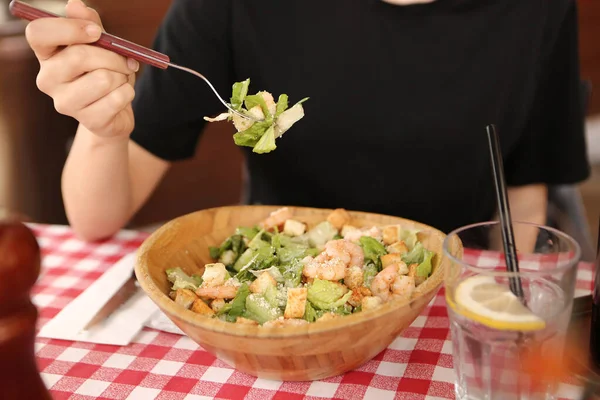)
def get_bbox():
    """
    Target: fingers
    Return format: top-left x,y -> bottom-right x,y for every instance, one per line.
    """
65,0 -> 104,28
36,44 -> 138,93
77,82 -> 136,133
25,17 -> 102,61
52,69 -> 130,115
